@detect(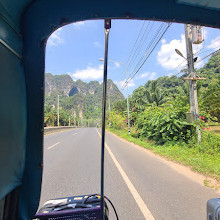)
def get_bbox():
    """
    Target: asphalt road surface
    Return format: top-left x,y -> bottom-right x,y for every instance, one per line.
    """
39,128 -> 219,220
